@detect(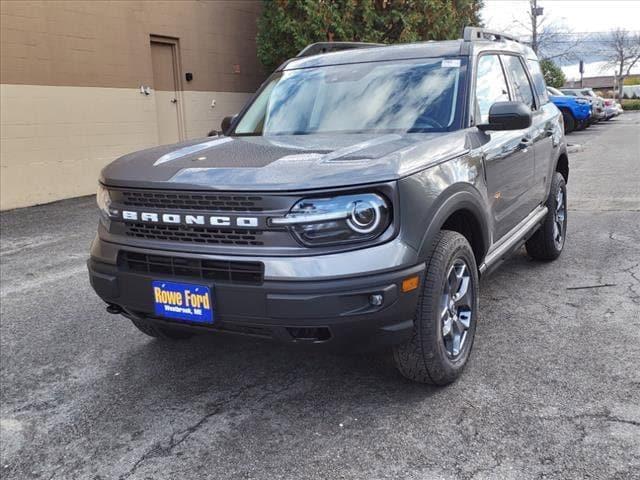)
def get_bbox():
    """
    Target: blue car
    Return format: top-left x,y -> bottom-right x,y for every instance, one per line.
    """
547,86 -> 591,133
